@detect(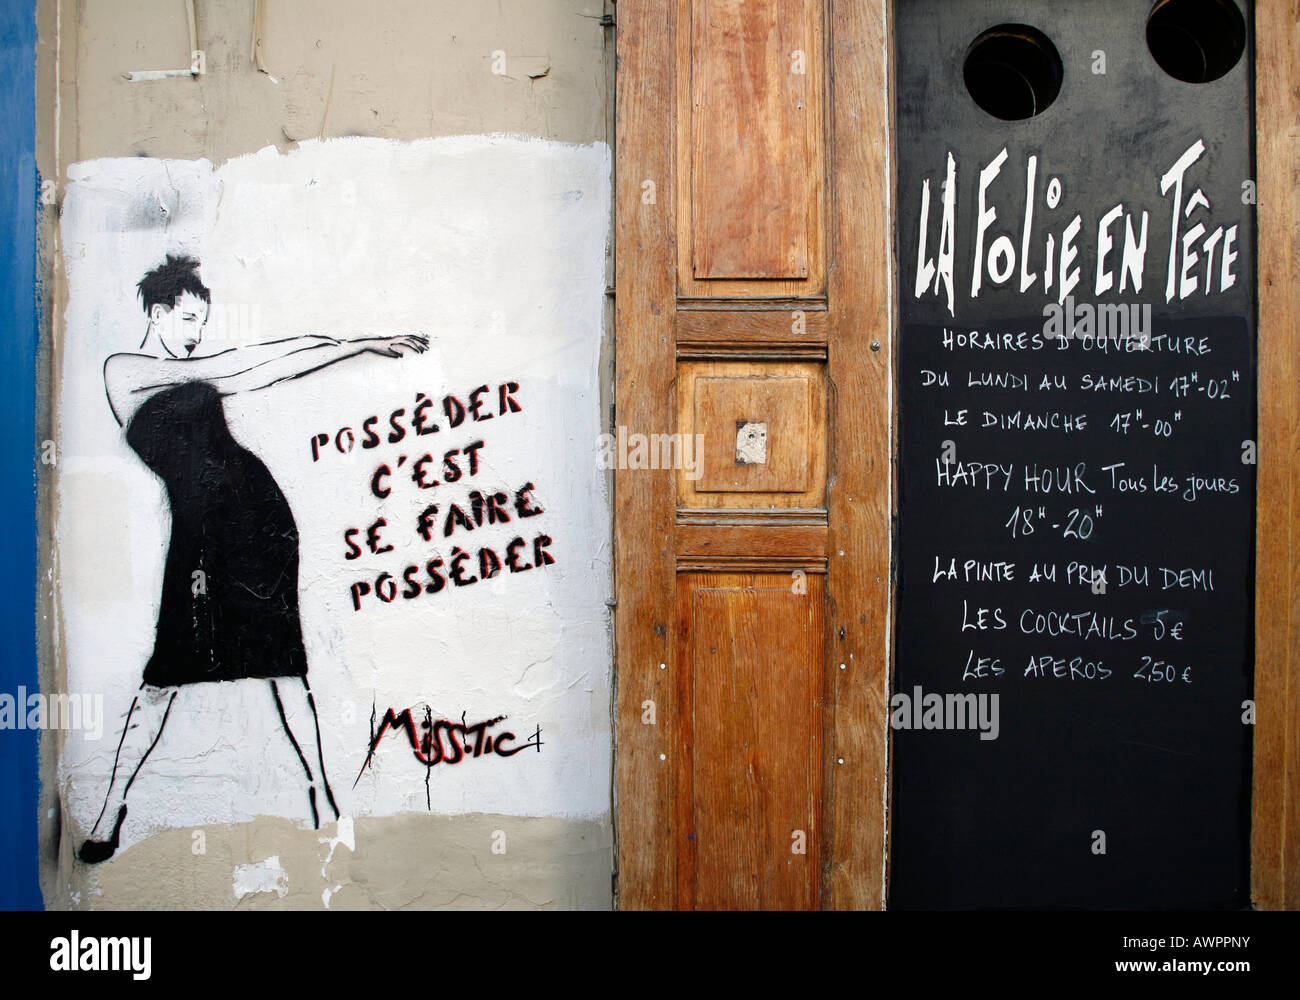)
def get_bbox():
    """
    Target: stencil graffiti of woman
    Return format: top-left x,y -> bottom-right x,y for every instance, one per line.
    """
79,254 -> 426,863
